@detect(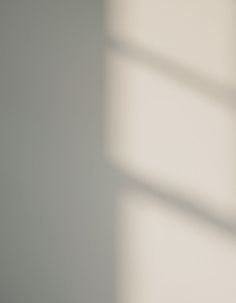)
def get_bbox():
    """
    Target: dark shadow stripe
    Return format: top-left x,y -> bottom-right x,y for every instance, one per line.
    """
115,168 -> 236,240
106,35 -> 236,111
